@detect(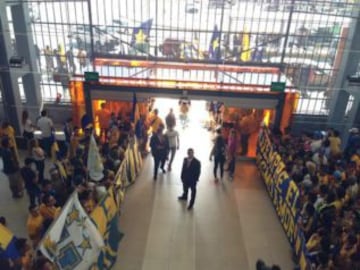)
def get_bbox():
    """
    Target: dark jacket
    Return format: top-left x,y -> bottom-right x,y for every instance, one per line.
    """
150,134 -> 169,157
1,148 -> 18,175
181,157 -> 201,184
